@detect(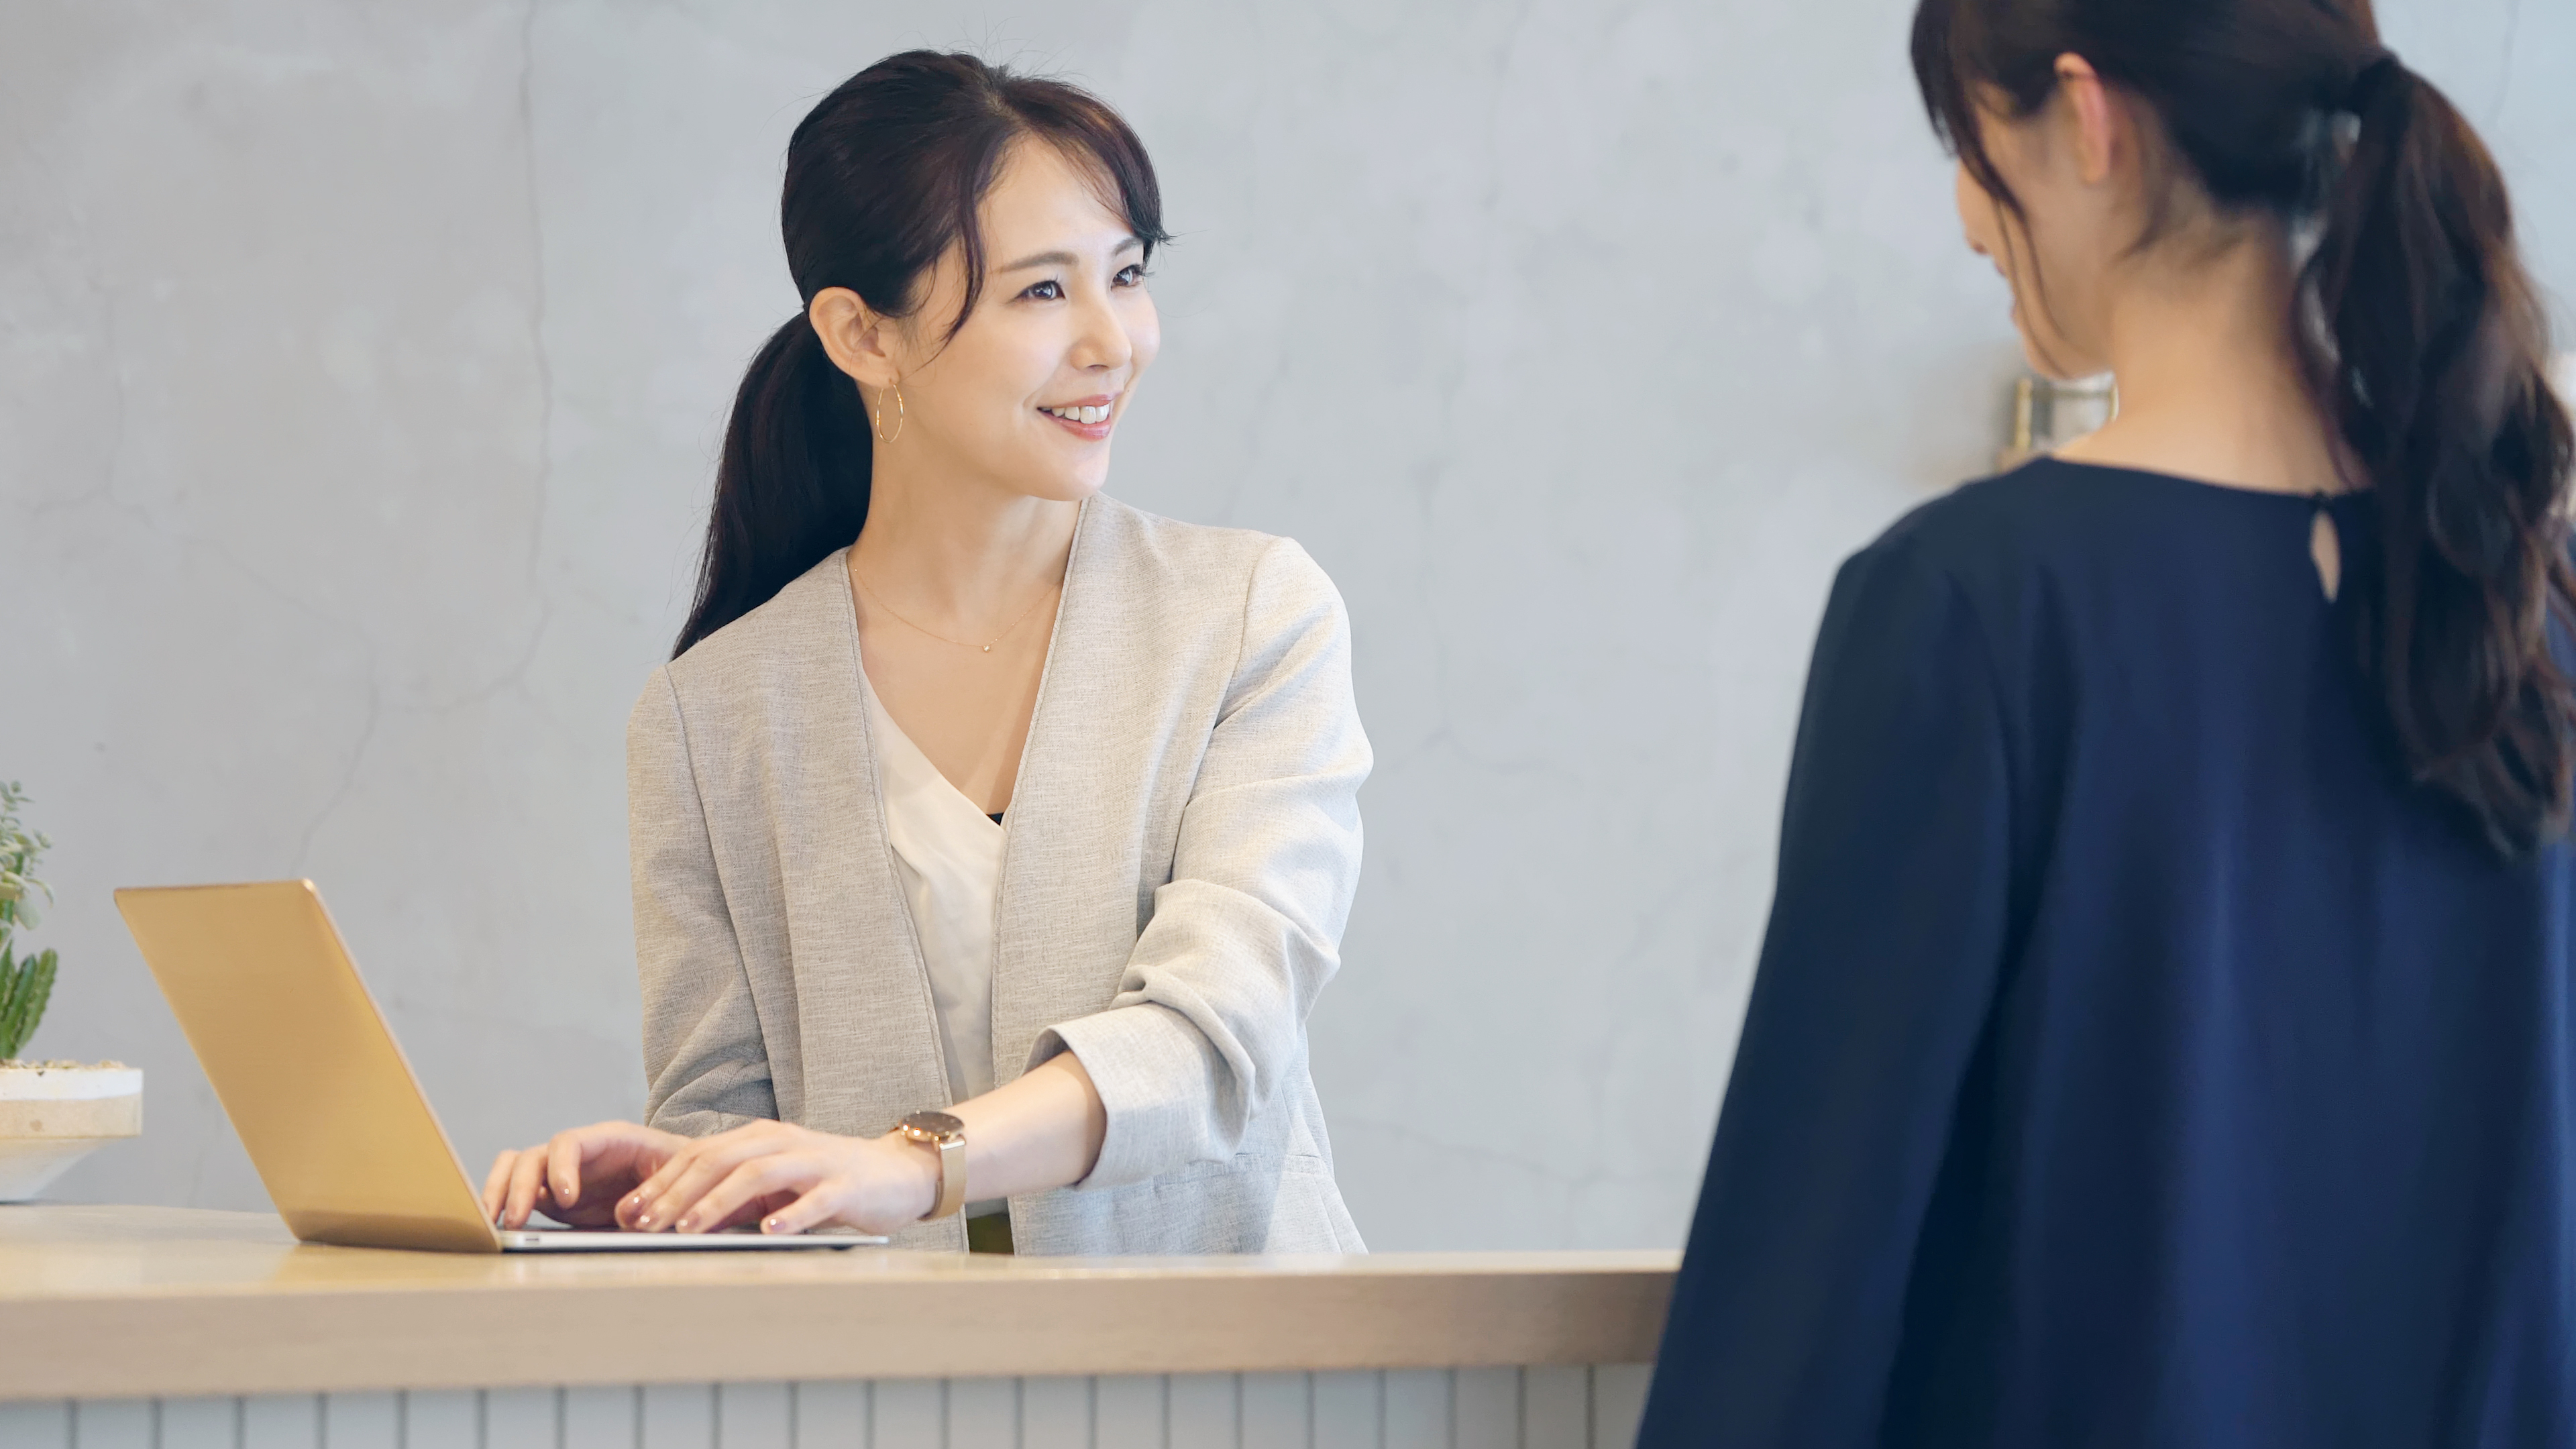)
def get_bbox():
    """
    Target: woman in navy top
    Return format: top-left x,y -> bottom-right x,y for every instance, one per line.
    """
1641,1 -> 2576,1445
